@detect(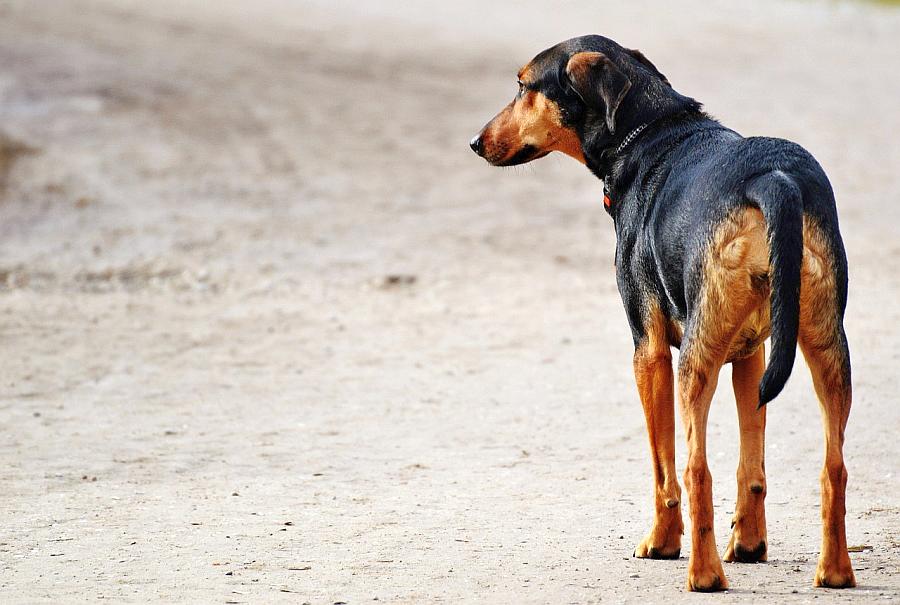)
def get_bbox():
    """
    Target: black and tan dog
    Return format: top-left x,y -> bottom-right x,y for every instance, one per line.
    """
470,35 -> 855,592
